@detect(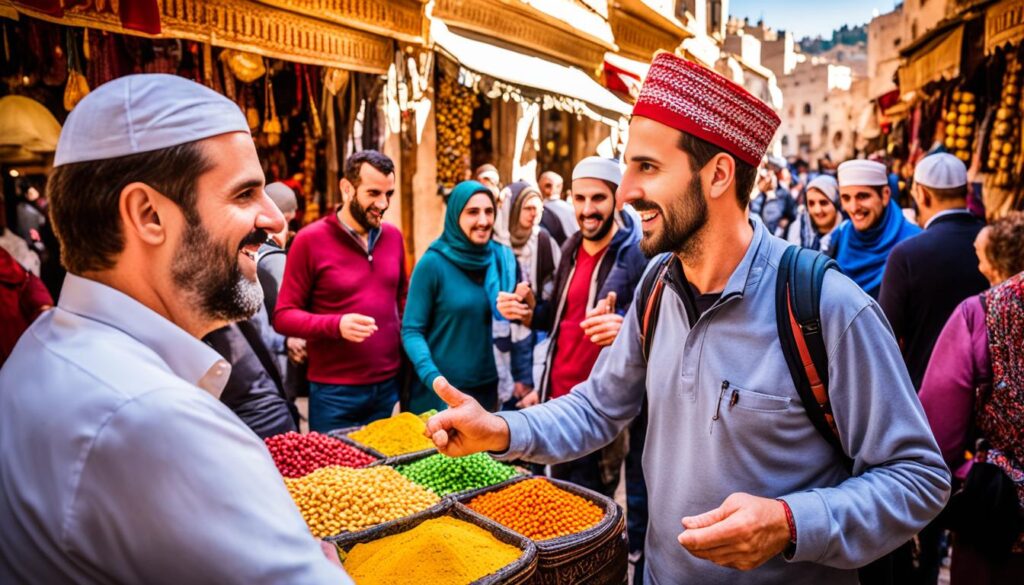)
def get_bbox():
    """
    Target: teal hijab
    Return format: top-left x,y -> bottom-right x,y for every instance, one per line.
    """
429,181 -> 517,318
